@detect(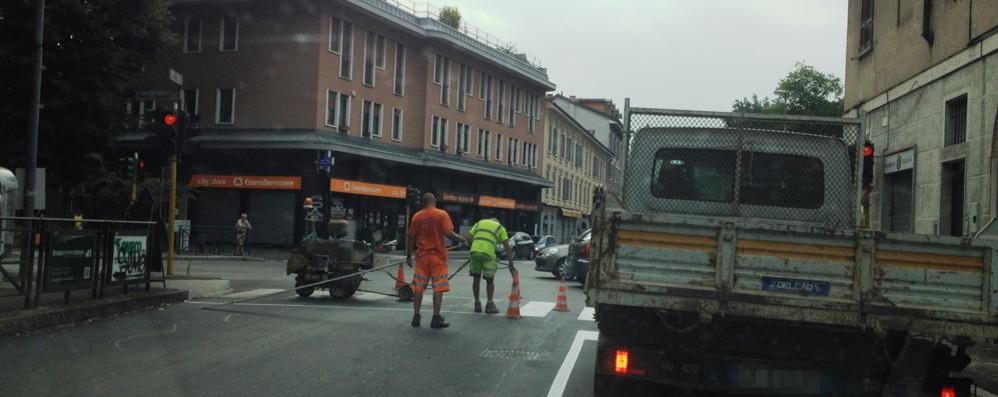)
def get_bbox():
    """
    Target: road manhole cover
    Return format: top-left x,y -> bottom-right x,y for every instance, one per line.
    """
480,349 -> 548,361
